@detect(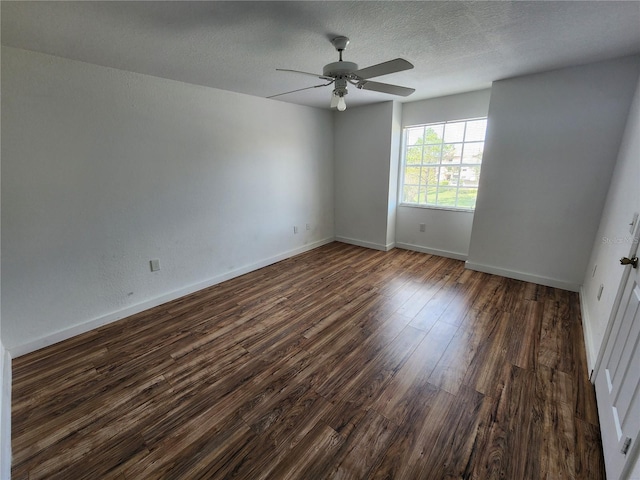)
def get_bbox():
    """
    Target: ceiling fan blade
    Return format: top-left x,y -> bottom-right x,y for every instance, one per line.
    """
353,58 -> 414,80
267,81 -> 334,99
276,69 -> 334,81
357,80 -> 415,97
